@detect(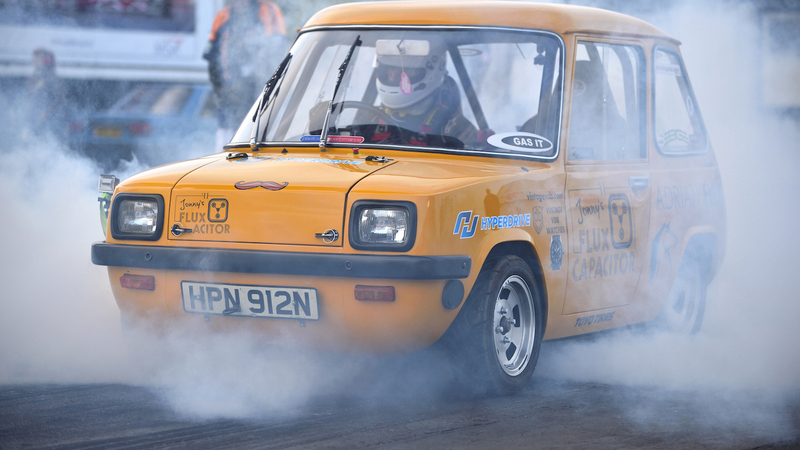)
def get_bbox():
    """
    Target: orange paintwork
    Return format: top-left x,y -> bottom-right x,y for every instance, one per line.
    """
97,2 -> 725,350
